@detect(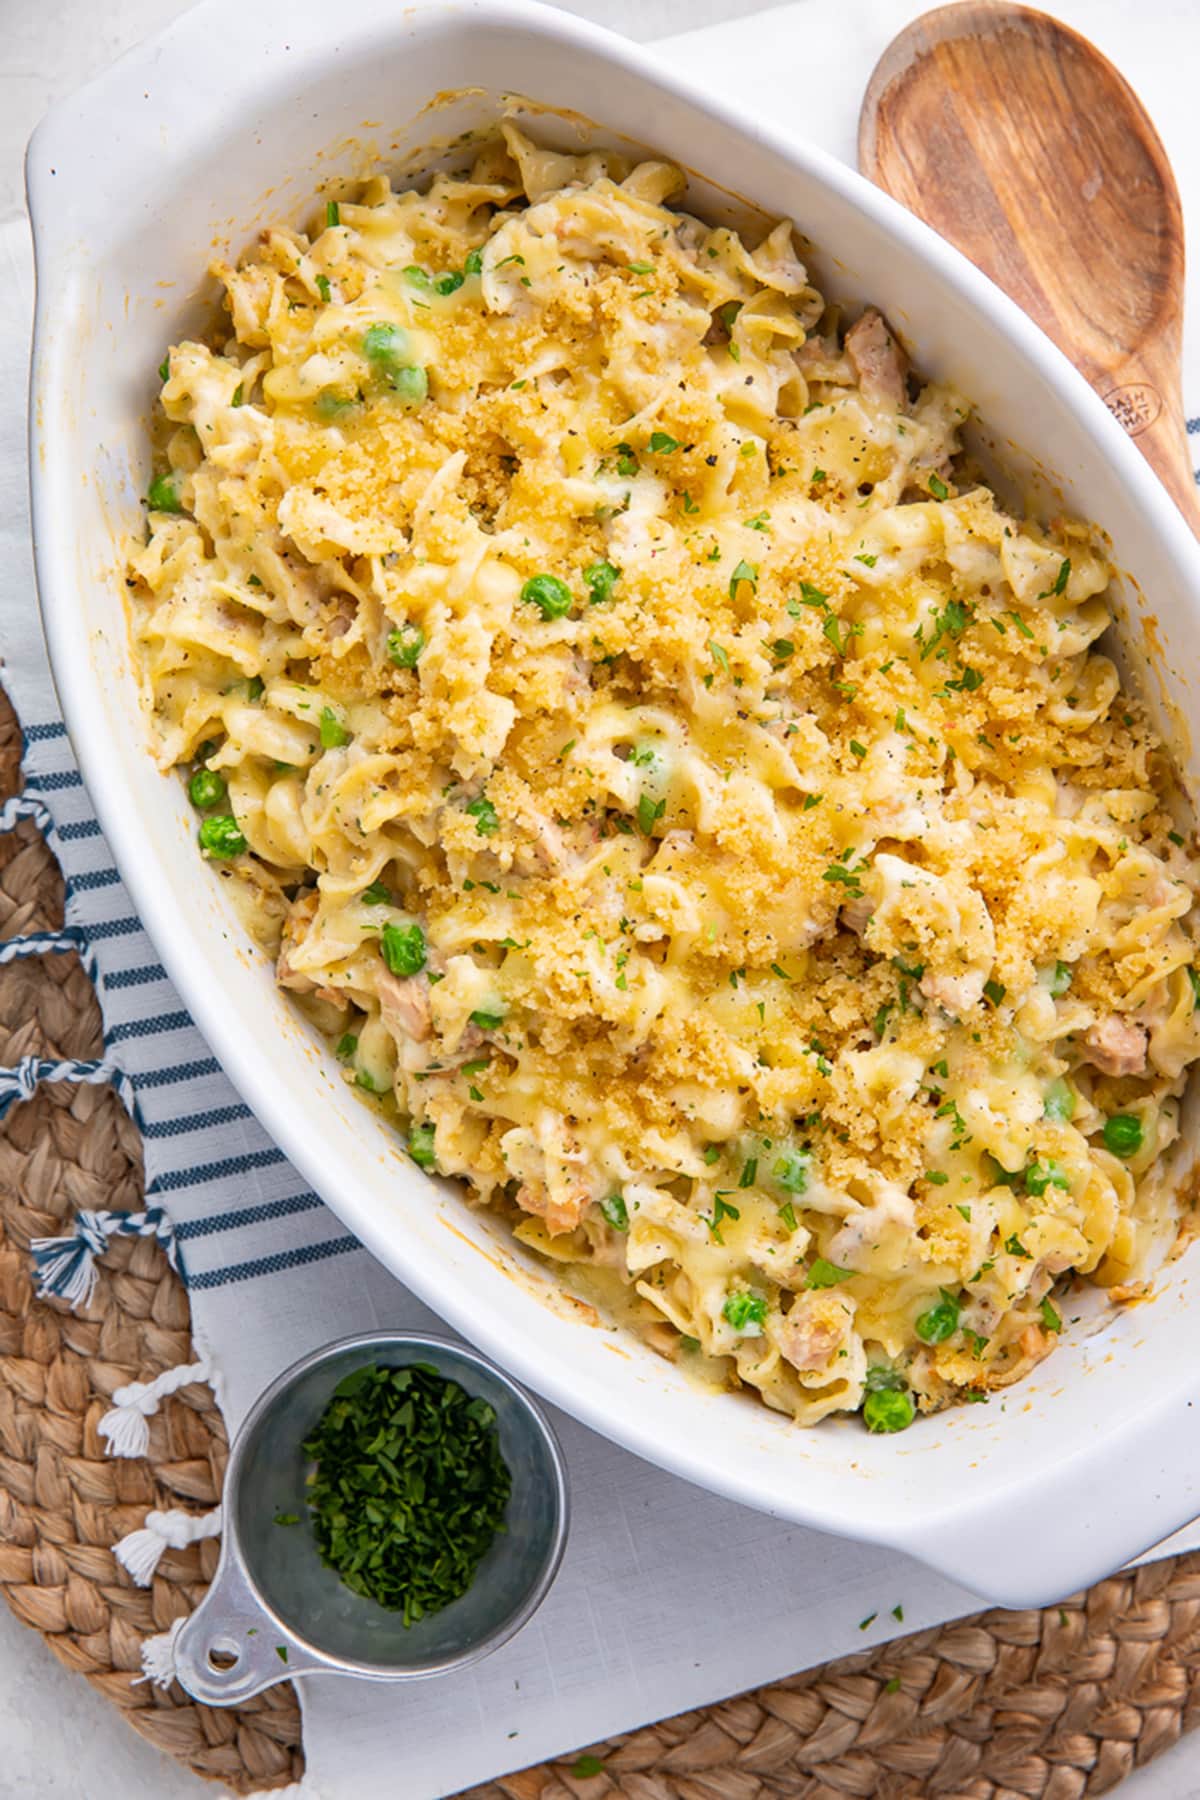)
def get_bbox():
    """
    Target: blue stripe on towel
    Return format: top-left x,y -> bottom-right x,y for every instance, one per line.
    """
188,1233 -> 360,1289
